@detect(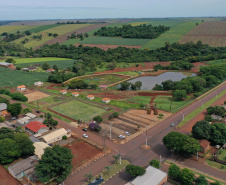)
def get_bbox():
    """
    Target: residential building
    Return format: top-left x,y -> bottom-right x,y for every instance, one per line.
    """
34,142 -> 50,159
25,121 -> 48,135
42,128 -> 71,144
72,92 -> 79,97
0,103 -> 8,116
199,140 -> 210,153
211,114 -> 223,121
0,62 -> 14,68
26,113 -> 37,119
87,95 -> 94,100
46,68 -> 55,73
60,90 -> 67,94
8,155 -> 38,179
17,116 -> 31,125
127,166 -> 167,185
99,85 -> 108,89
102,98 -> 110,103
17,85 -> 26,91
34,81 -> 43,86
22,66 -> 36,71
